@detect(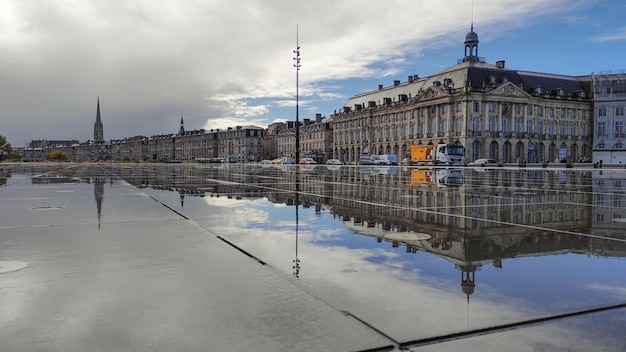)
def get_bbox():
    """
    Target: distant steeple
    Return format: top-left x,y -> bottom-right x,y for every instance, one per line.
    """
179,116 -> 185,135
94,96 -> 104,142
